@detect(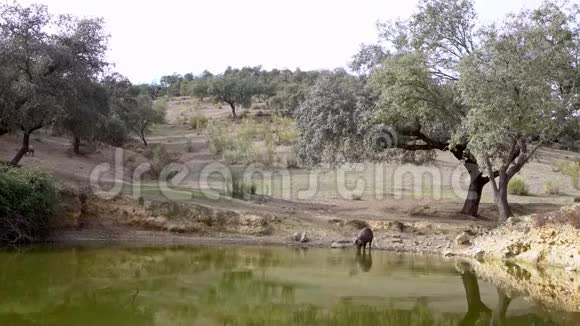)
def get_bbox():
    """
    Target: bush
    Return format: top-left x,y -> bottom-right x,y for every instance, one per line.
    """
189,113 -> 208,131
508,176 -> 529,196
0,167 -> 58,244
544,180 -> 561,195
99,116 -> 129,147
557,159 -> 580,189
208,120 -> 254,163
207,118 -> 298,166
272,116 -> 298,146
226,172 -> 256,200
143,144 -> 174,179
